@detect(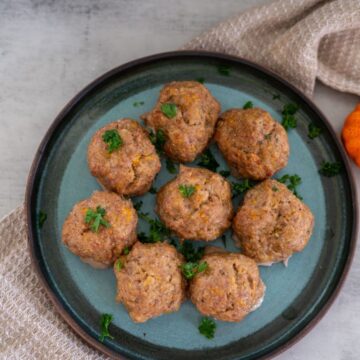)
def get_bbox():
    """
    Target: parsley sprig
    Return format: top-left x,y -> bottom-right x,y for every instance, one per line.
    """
179,184 -> 196,198
102,129 -> 123,153
138,212 -> 170,243
197,149 -> 219,172
85,206 -> 110,233
232,179 -> 253,196
181,261 -> 208,280
198,317 -> 216,339
281,103 -> 299,131
243,101 -> 253,109
219,170 -> 230,178
161,103 -> 177,118
278,174 -> 302,199
319,161 -> 342,177
38,210 -> 47,228
308,123 -> 322,139
178,241 -> 204,262
99,313 -> 114,342
166,158 -> 178,174
149,129 -> 166,153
